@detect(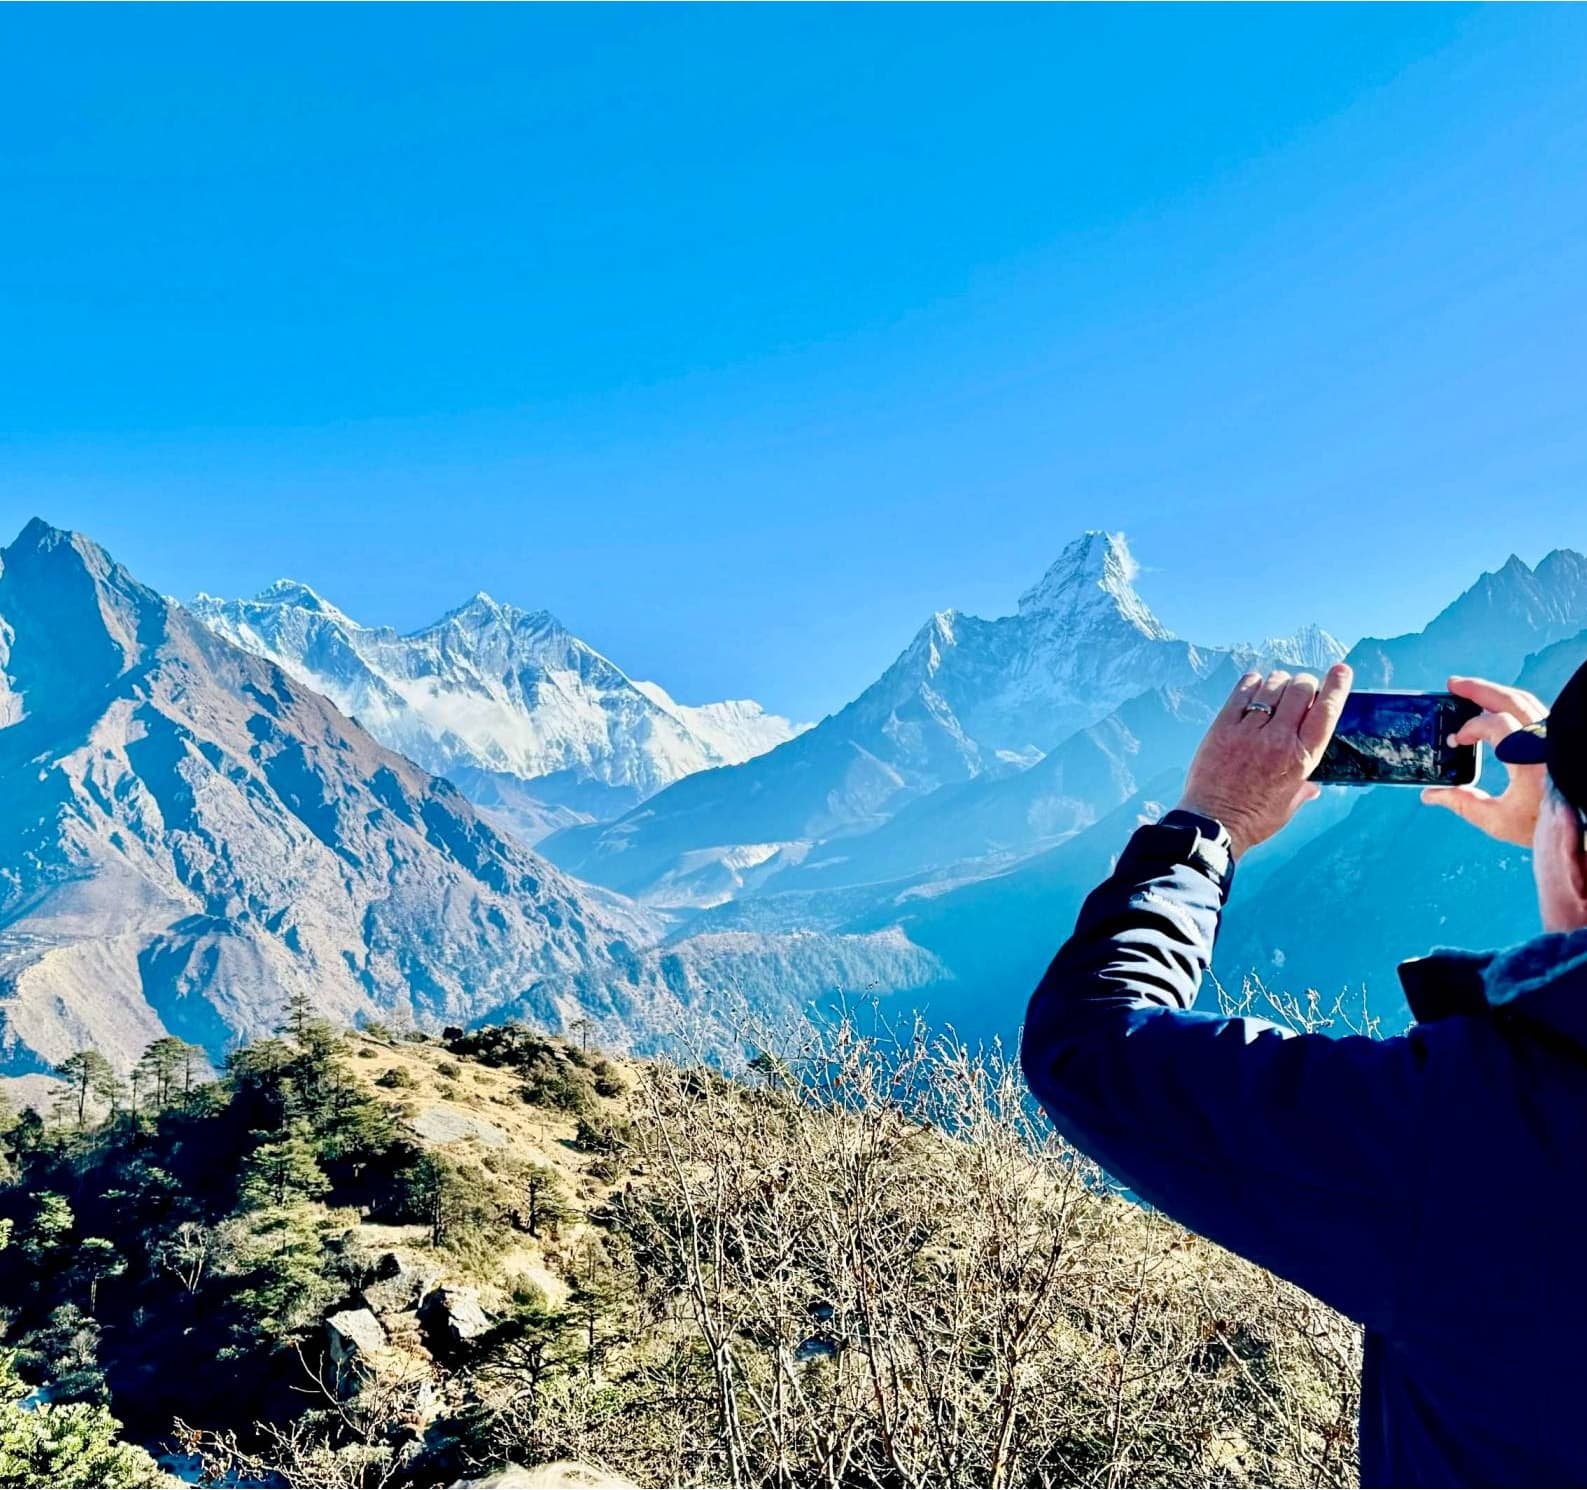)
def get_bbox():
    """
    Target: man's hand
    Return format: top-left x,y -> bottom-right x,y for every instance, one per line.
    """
1177,664 -> 1352,858
1420,675 -> 1549,847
